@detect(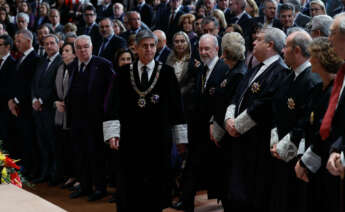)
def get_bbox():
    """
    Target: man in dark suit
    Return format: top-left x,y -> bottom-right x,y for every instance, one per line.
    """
224,27 -> 288,211
48,9 -> 64,34
31,34 -> 63,184
155,0 -> 185,44
8,29 -> 40,180
34,24 -> 52,57
77,6 -> 102,45
94,18 -> 127,61
175,34 -> 229,211
226,0 -> 252,36
278,3 -> 298,33
286,0 -> 311,28
0,35 -> 16,146
120,11 -> 147,42
270,30 -> 321,212
135,0 -> 154,27
153,30 -> 171,64
253,0 -> 281,28
67,35 -> 114,201
96,0 -> 113,21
